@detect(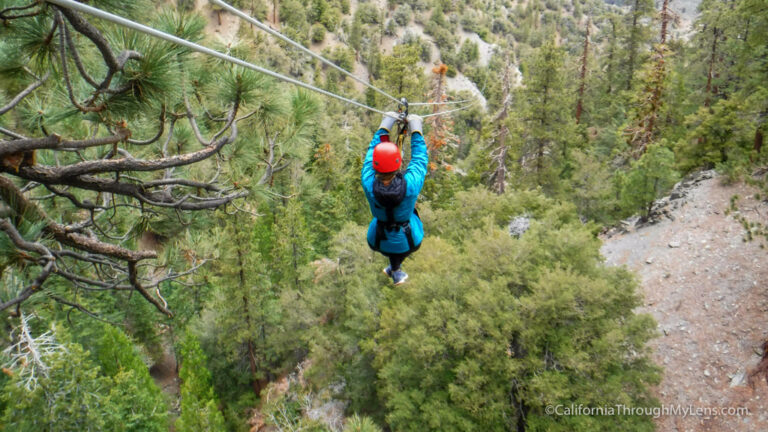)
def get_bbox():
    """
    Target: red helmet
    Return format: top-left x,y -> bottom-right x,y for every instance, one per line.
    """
372,141 -> 402,173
